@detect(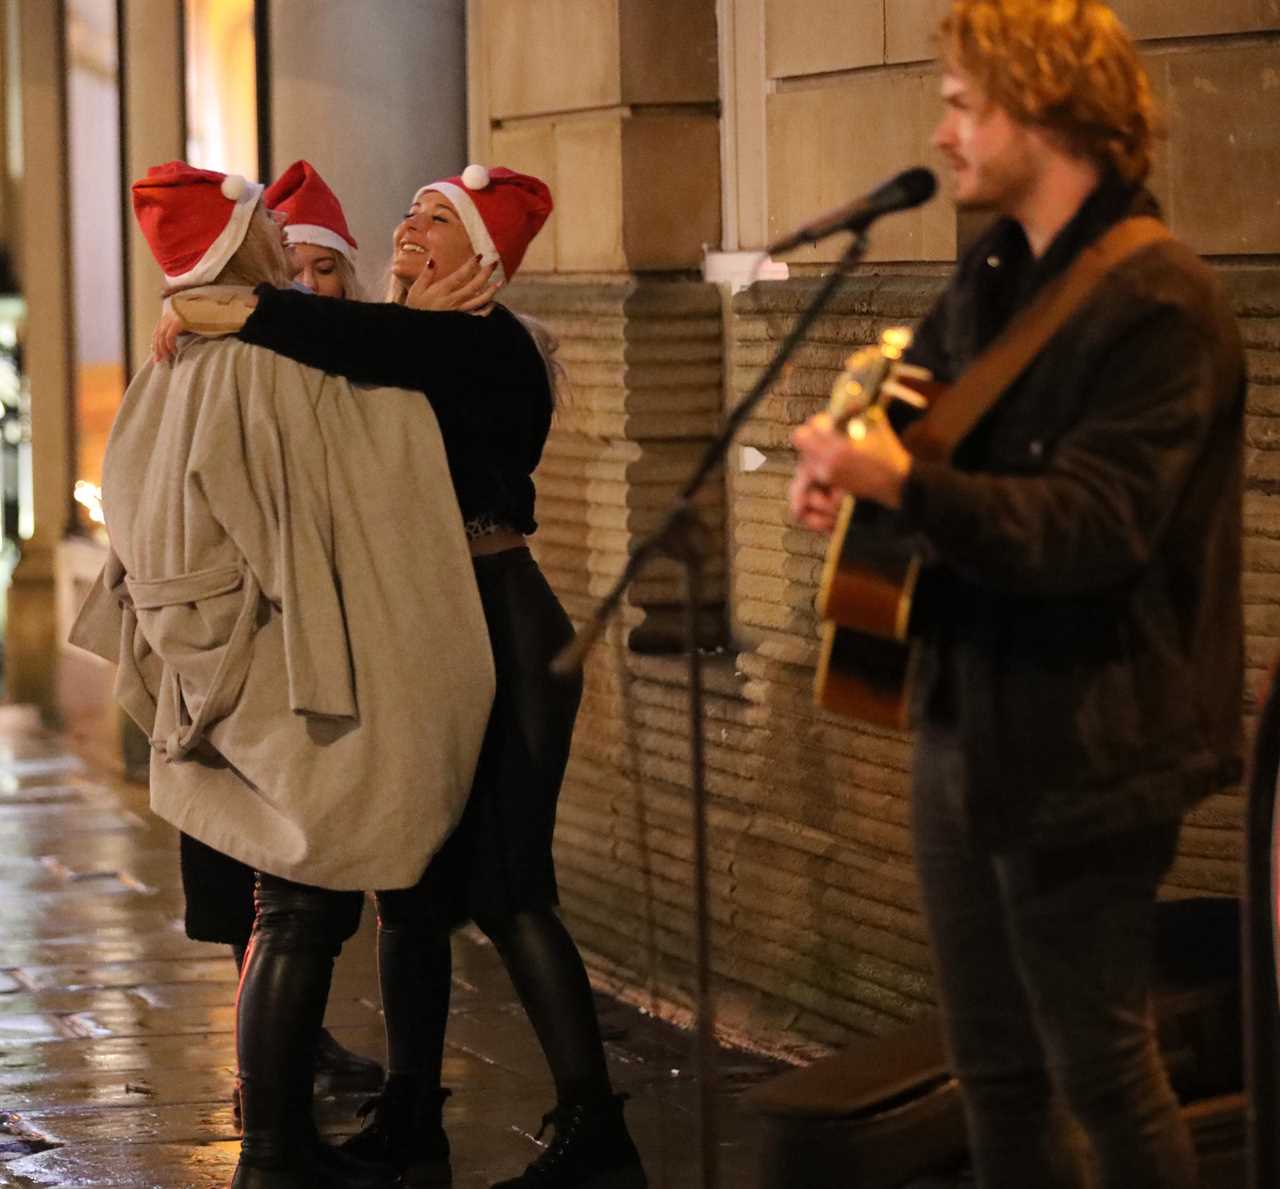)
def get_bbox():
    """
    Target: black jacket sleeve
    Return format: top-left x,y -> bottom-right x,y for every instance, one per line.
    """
237,286 -> 545,432
899,300 -> 1236,596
